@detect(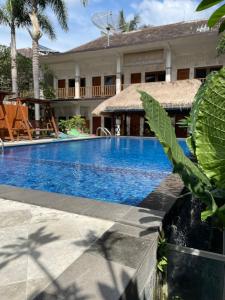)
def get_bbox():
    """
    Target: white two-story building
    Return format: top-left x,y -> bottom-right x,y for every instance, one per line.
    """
40,19 -> 225,136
